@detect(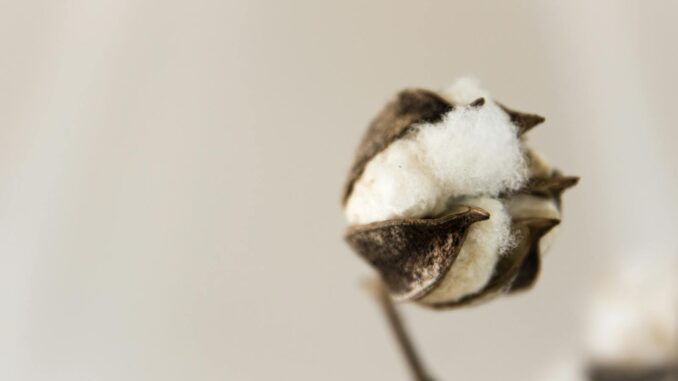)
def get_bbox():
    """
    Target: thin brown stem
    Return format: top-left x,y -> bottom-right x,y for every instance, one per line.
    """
367,279 -> 436,381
